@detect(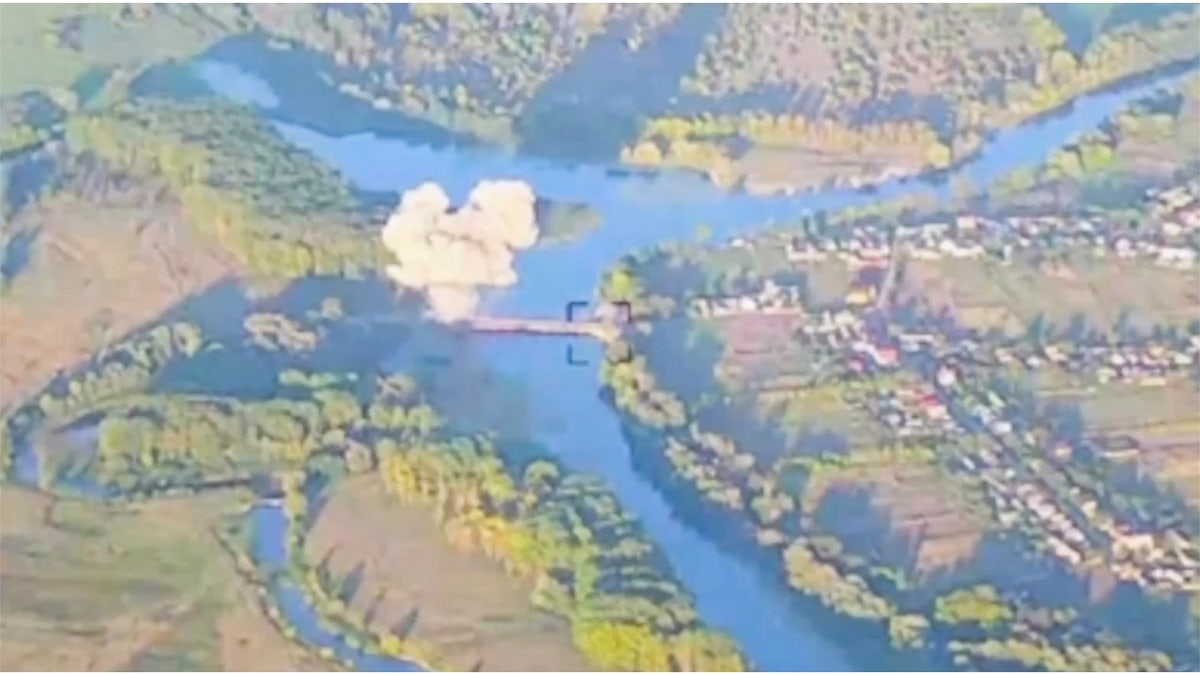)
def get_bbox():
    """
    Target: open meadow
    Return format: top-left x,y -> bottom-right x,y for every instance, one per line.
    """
0,488 -> 333,671
1041,380 -> 1200,511
902,257 -> 1200,337
1,161 -> 242,407
304,474 -> 588,673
